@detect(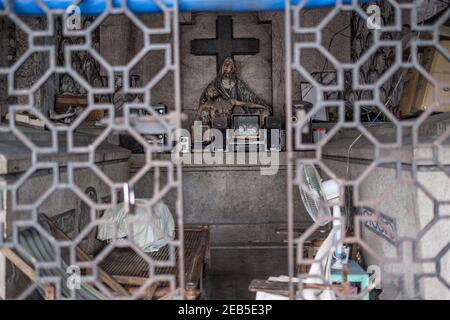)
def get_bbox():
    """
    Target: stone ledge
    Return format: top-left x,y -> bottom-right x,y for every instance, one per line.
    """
0,135 -> 131,175
130,151 -> 314,173
321,113 -> 450,166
